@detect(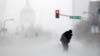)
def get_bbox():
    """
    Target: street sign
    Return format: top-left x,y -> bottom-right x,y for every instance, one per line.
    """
69,16 -> 81,19
55,10 -> 60,18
